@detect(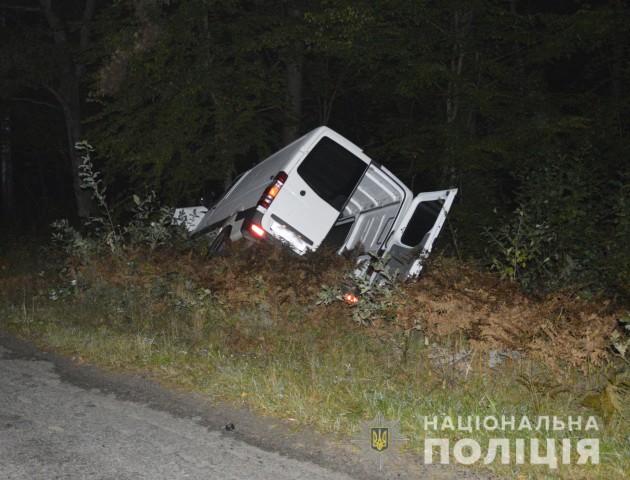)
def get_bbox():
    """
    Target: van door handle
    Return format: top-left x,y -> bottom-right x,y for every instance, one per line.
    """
300,190 -> 306,196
